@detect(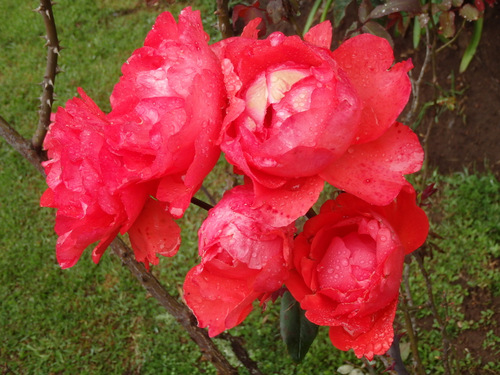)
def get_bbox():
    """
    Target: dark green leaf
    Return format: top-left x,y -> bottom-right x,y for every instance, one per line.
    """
280,291 -> 319,363
358,0 -> 374,23
362,21 -> 394,48
333,0 -> 356,27
369,0 -> 422,19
